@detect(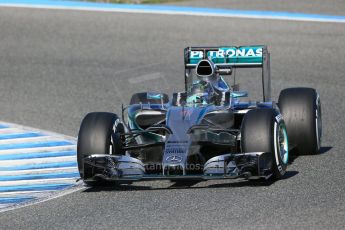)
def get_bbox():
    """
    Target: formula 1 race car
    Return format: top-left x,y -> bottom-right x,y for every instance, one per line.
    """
77,45 -> 322,186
